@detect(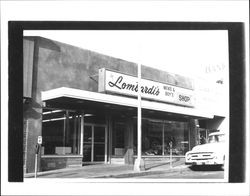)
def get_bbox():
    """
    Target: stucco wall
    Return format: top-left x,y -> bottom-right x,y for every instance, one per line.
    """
32,36 -> 194,105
